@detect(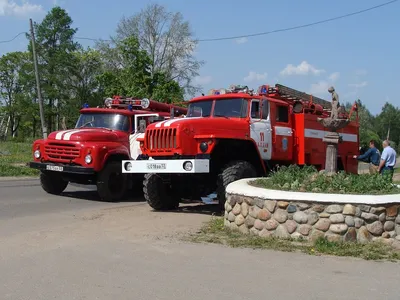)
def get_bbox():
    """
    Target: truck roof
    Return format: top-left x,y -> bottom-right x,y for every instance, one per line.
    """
79,108 -> 171,117
190,92 -> 290,106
